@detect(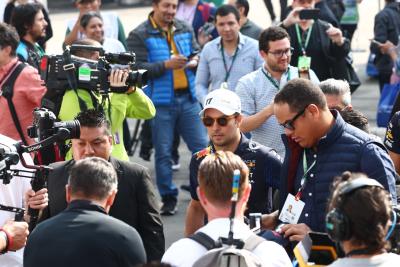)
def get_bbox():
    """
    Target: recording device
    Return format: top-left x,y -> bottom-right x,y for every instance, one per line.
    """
199,15 -> 215,37
299,8 -> 320,20
39,45 -> 148,96
0,109 -> 80,230
249,213 -> 262,234
27,108 -> 80,142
